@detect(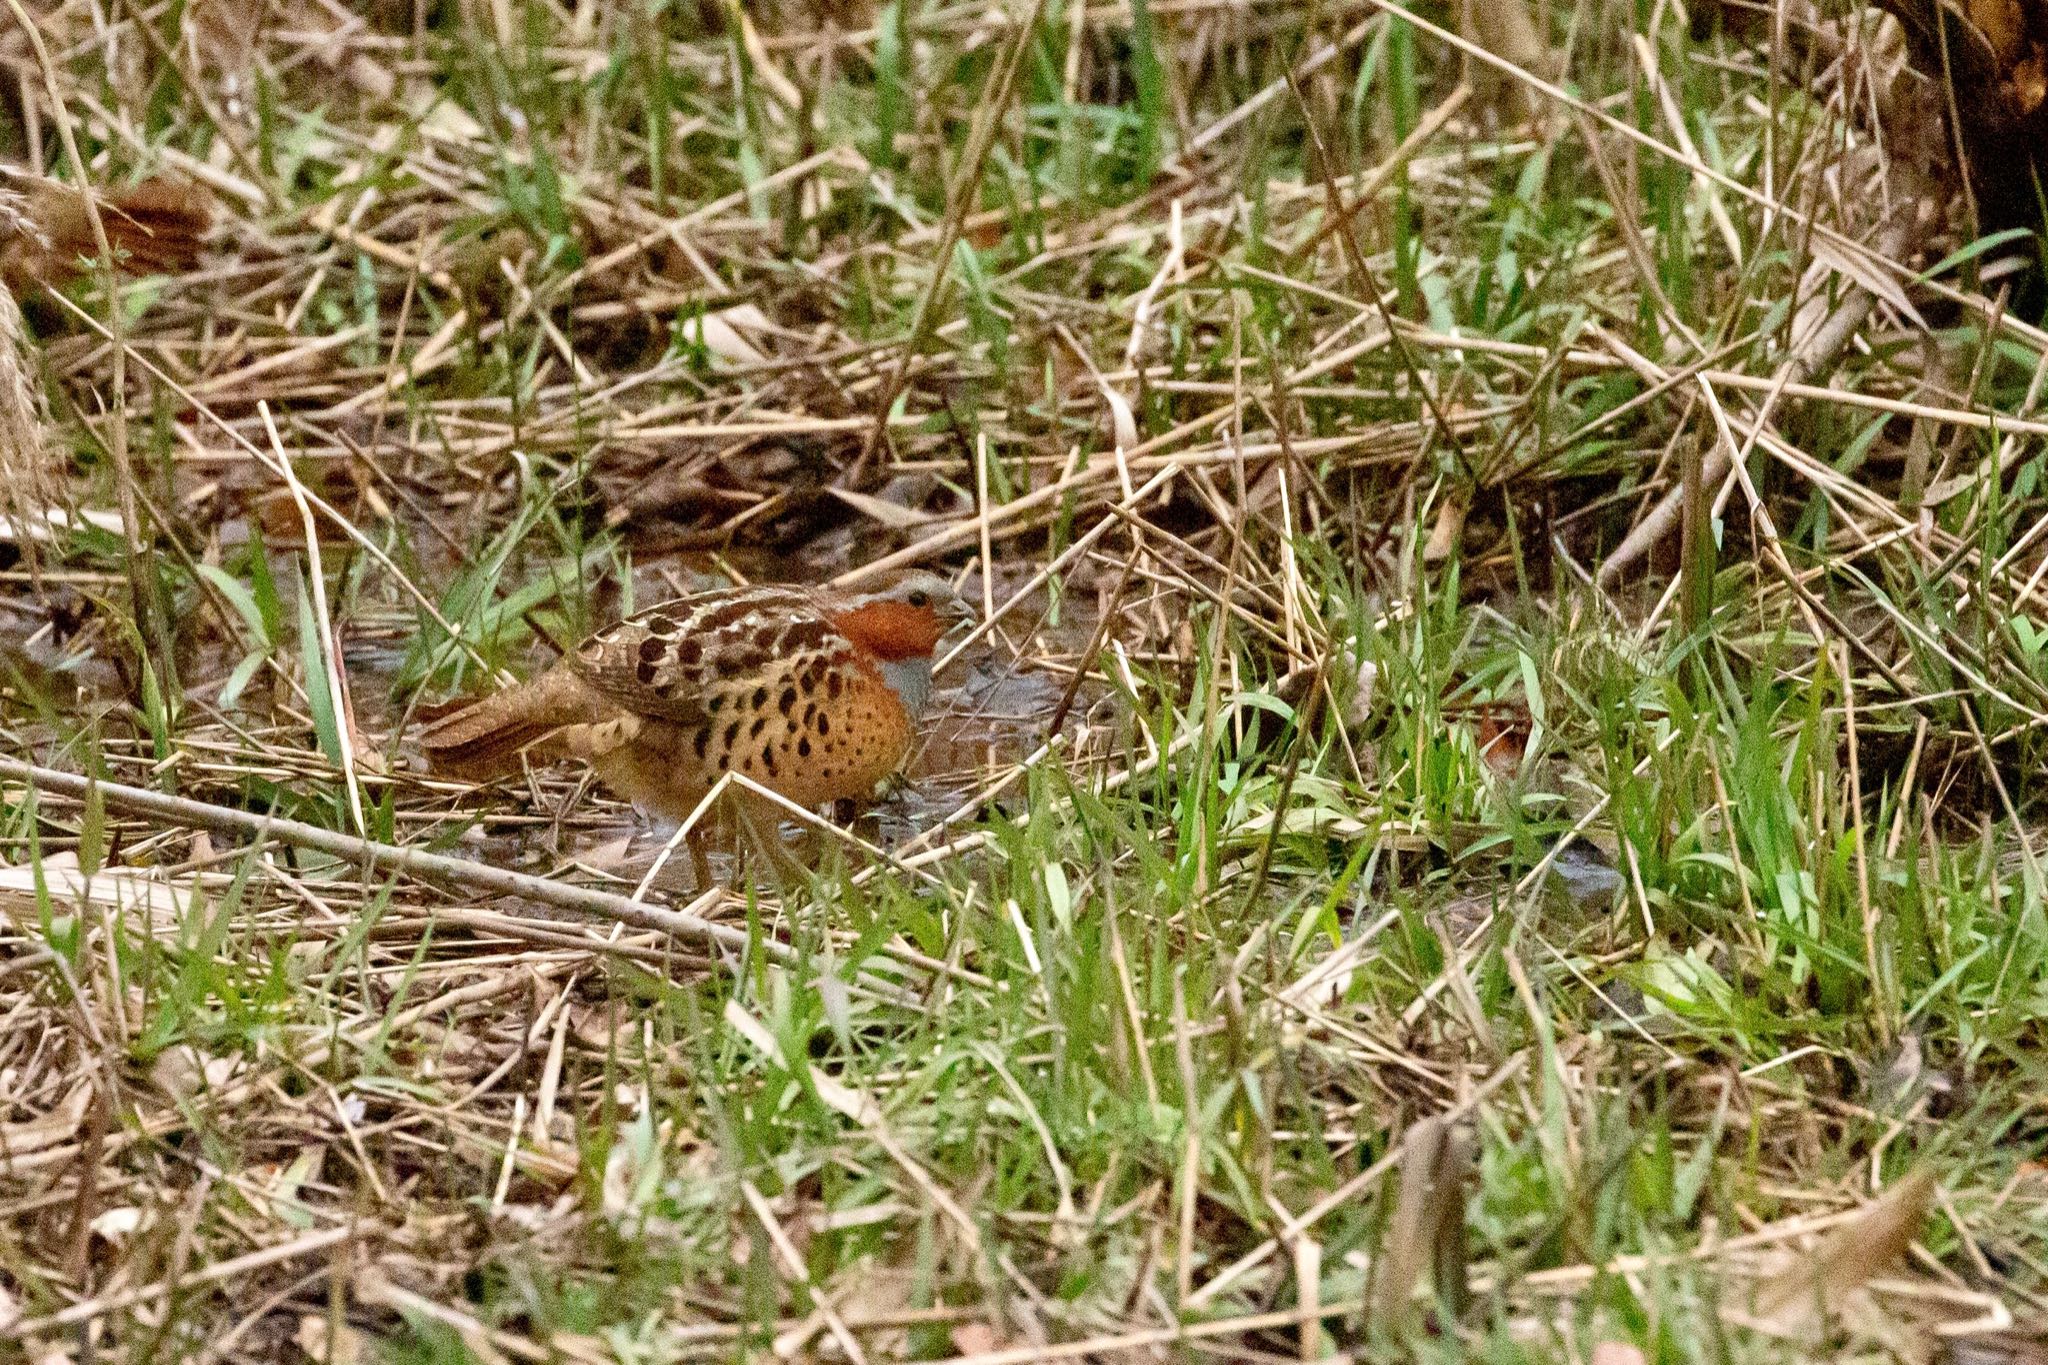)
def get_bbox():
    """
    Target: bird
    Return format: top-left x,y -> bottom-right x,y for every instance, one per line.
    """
0,169 -> 211,293
417,569 -> 975,883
